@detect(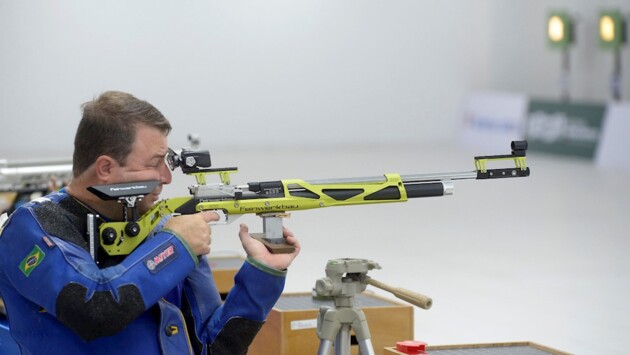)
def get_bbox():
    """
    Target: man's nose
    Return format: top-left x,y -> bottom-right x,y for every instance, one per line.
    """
160,161 -> 173,184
